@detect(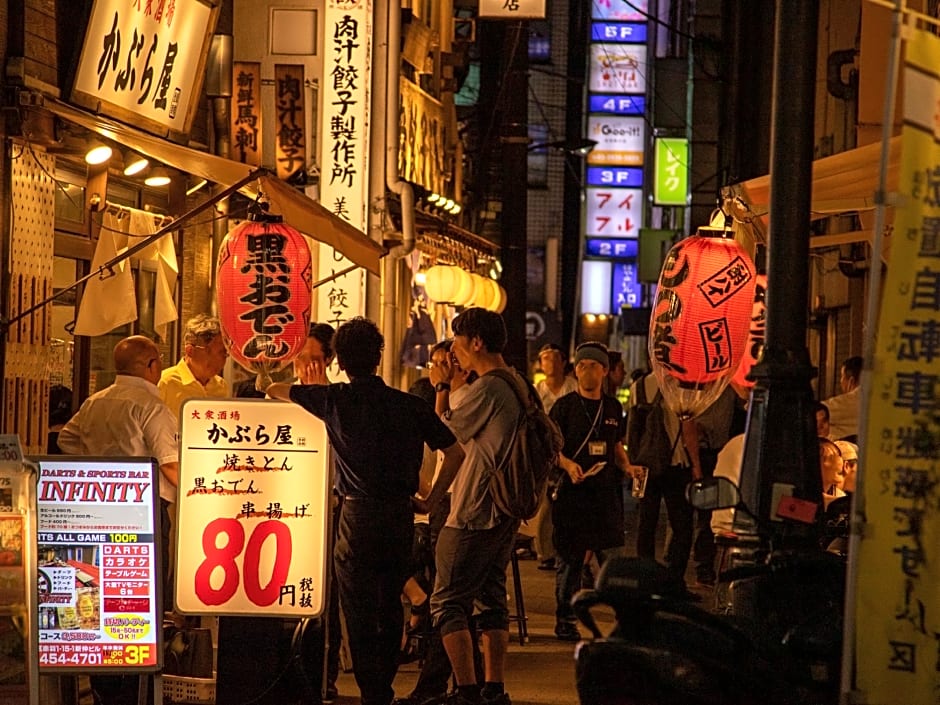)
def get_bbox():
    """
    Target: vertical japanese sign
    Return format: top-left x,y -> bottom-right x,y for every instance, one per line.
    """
72,0 -> 217,140
317,1 -> 373,326
274,65 -> 307,181
232,62 -> 262,167
653,138 -> 689,206
855,28 -> 940,704
176,400 -> 330,617
36,458 -> 160,671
